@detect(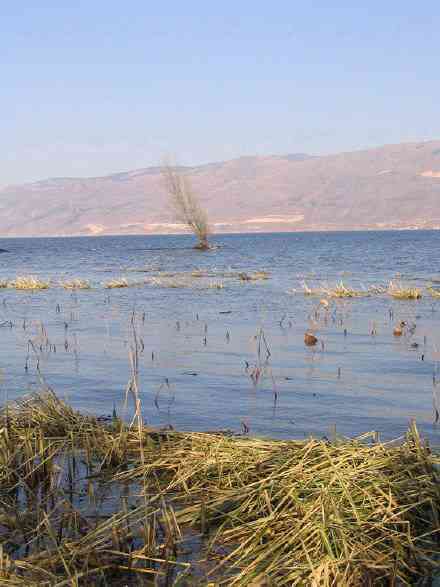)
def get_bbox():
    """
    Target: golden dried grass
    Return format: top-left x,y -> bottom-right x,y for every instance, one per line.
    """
60,278 -> 91,290
388,280 -> 422,300
302,280 -> 367,298
1,391 -> 439,585
427,286 -> 440,299
116,424 -> 440,586
104,278 -> 130,289
9,276 -> 50,290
